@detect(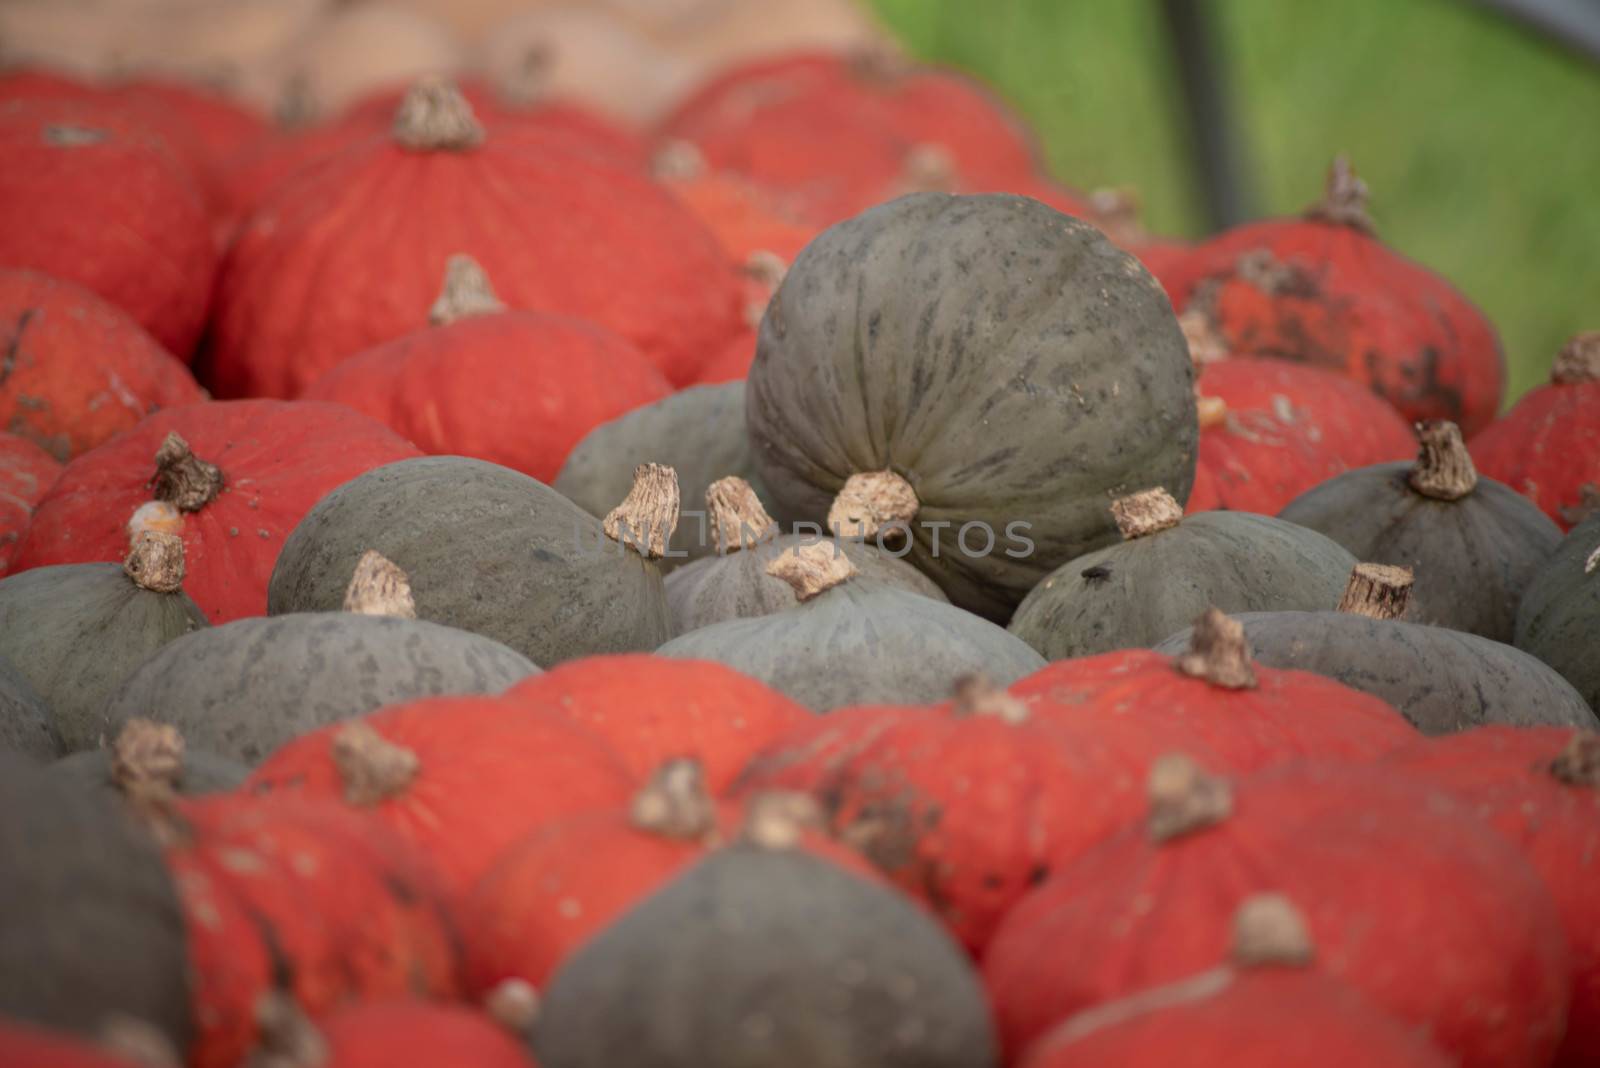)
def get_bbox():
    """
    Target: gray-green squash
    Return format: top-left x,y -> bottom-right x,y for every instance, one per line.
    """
665,476 -> 947,636
1153,564 -> 1597,735
1515,509 -> 1600,711
0,532 -> 208,752
656,541 -> 1045,711
746,192 -> 1198,622
53,719 -> 246,799
1008,487 -> 1356,659
270,456 -> 673,665
1279,420 -> 1560,641
0,750 -> 192,1051
556,382 -> 765,569
532,797 -> 996,1068
0,652 -> 58,761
